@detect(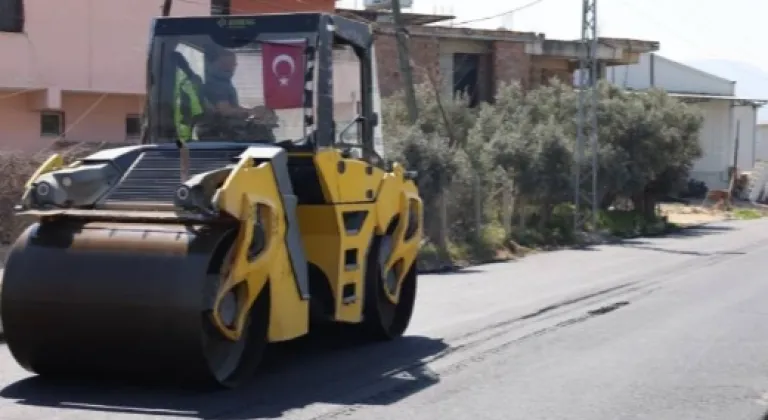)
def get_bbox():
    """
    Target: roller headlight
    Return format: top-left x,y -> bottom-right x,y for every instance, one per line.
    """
35,182 -> 52,198
175,185 -> 191,202
27,163 -> 120,209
